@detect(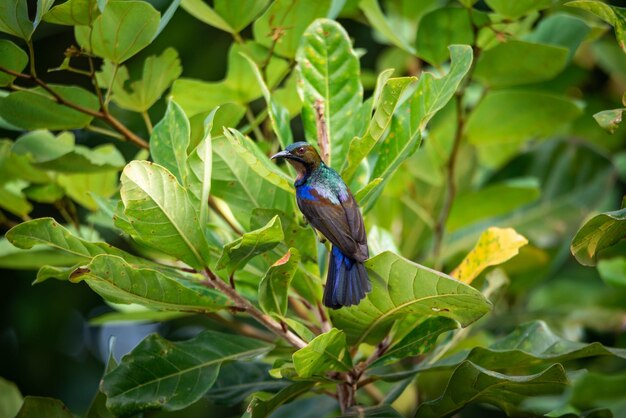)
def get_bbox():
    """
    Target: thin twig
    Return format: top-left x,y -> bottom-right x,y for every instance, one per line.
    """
86,54 -> 105,109
208,196 -> 243,235
141,111 -> 153,134
314,99 -> 330,164
86,124 -> 125,140
245,107 -> 266,142
27,40 -> 37,77
103,62 -> 118,109
201,267 -> 307,349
